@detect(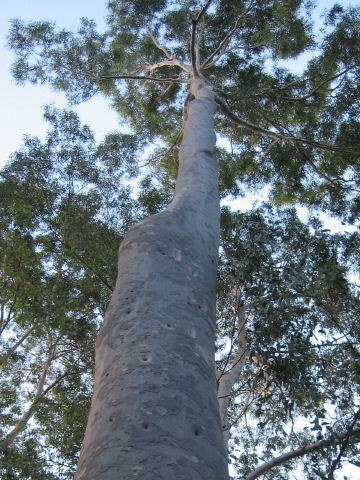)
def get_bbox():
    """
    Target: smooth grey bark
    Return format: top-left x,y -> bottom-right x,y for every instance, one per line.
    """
75,79 -> 229,480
